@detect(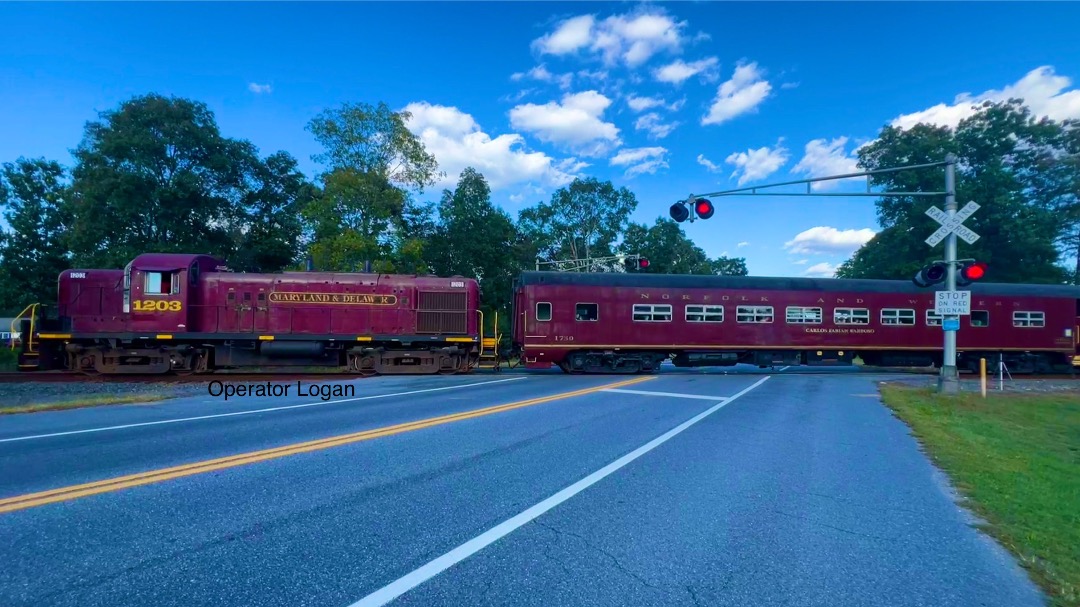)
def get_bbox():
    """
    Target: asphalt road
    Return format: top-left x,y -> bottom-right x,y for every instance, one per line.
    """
0,368 -> 1046,607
